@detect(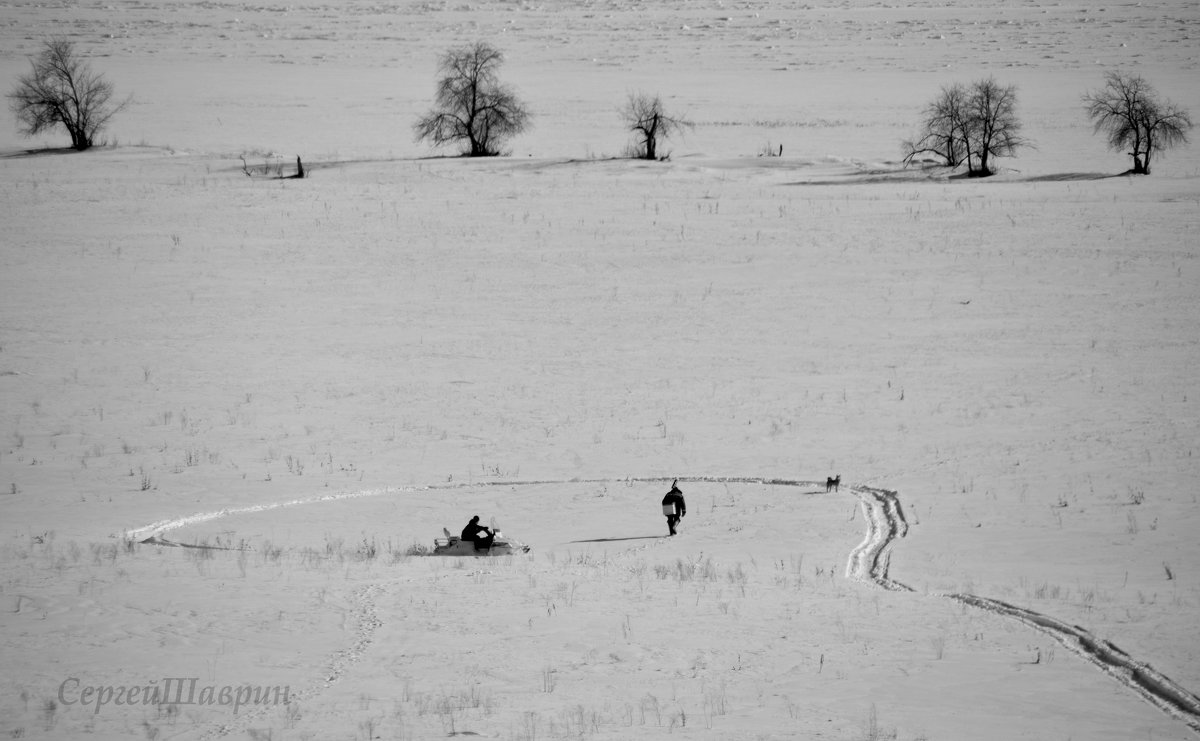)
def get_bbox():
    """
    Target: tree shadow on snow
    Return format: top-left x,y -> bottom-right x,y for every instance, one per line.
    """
0,146 -> 80,159
1023,171 -> 1132,182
